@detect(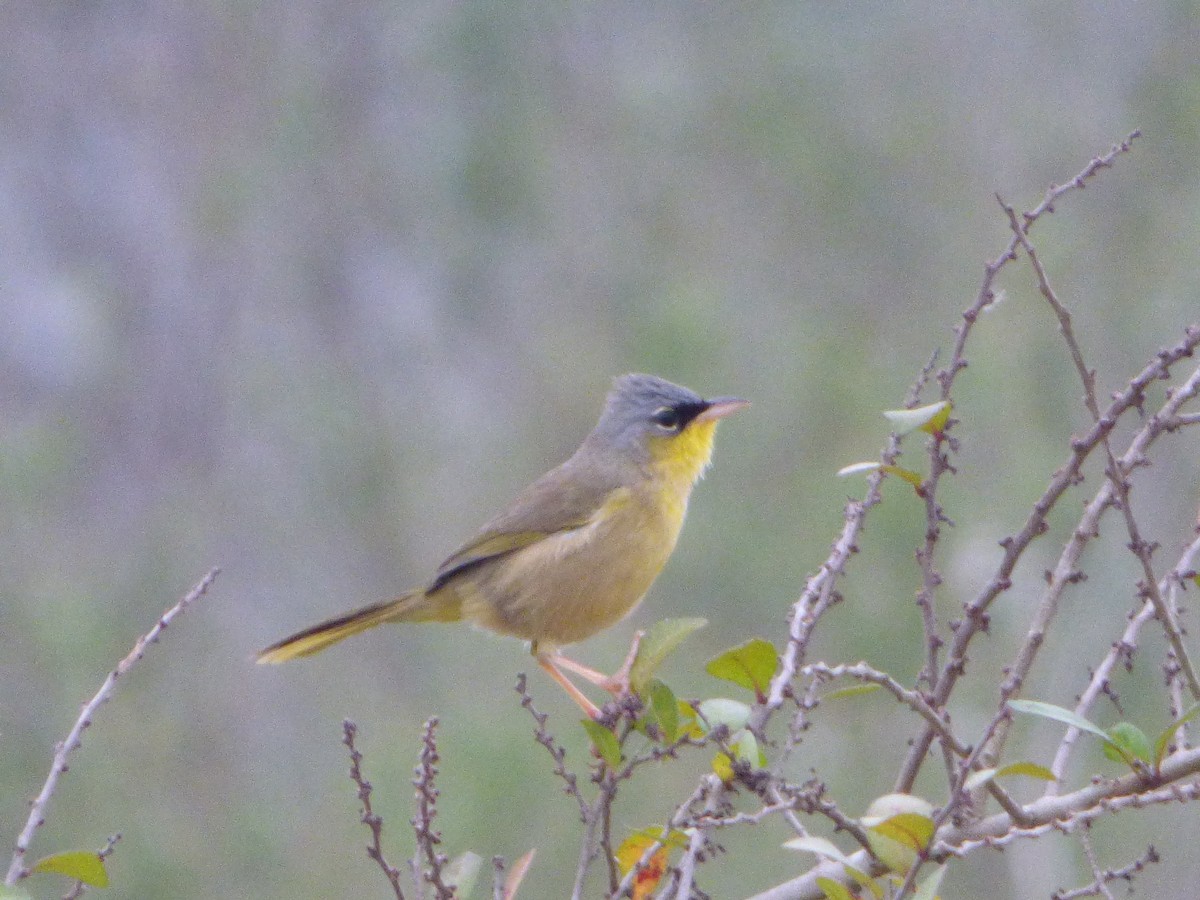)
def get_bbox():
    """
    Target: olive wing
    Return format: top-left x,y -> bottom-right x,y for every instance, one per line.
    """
428,459 -> 623,592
